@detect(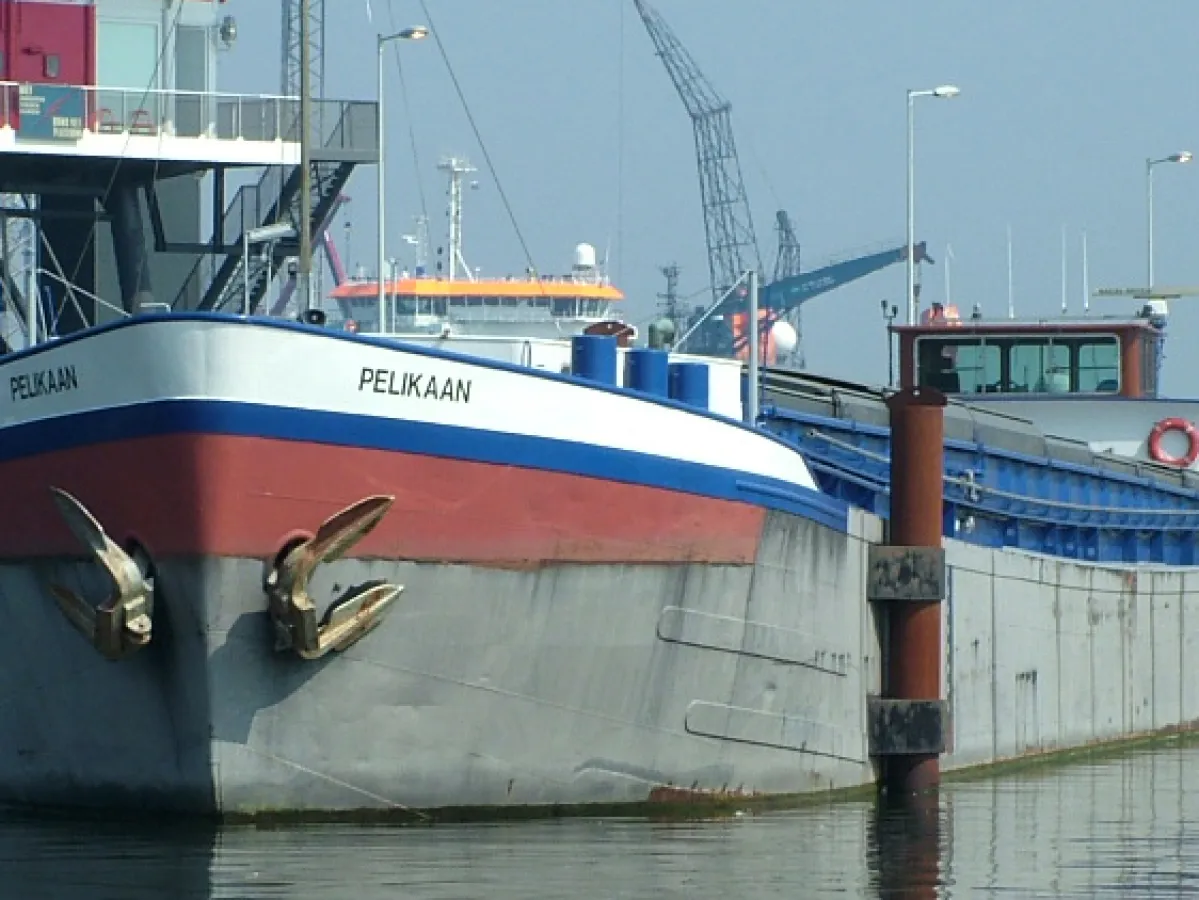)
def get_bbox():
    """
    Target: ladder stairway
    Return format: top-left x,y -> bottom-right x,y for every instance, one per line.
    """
176,102 -> 370,314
